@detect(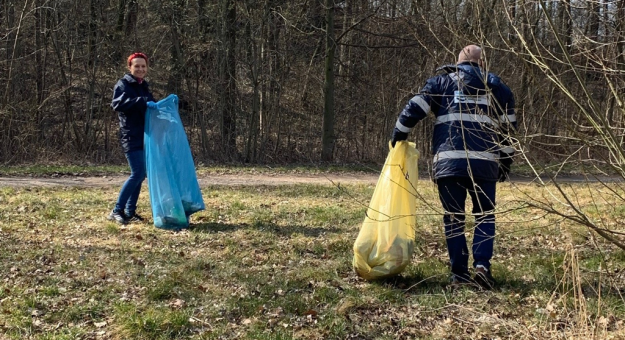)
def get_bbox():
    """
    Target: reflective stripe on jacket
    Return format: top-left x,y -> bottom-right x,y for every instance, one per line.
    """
393,62 -> 517,181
